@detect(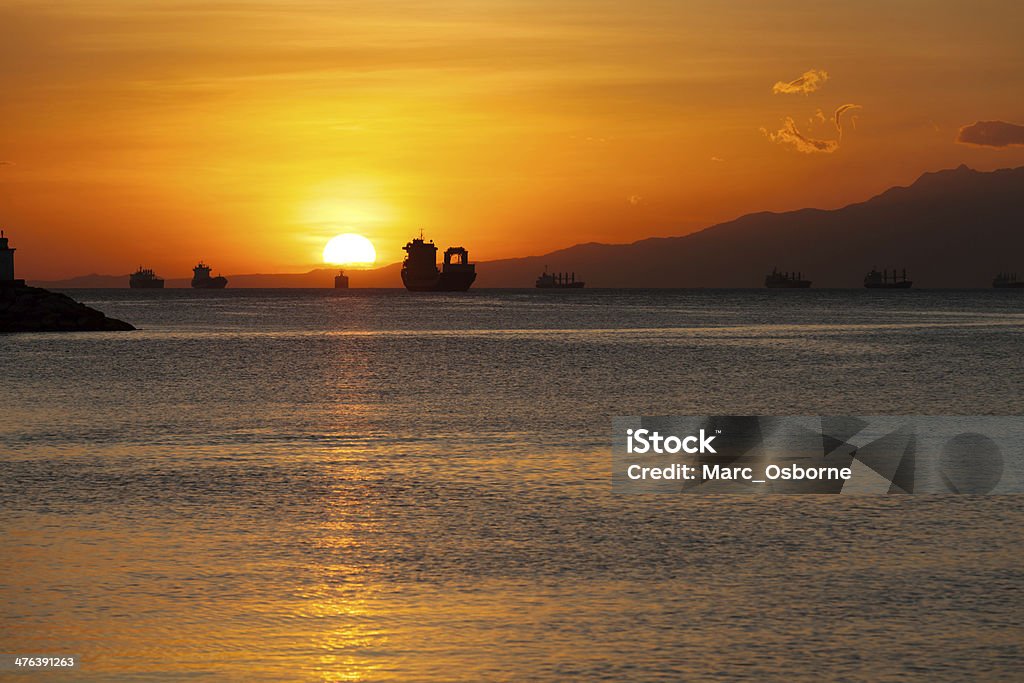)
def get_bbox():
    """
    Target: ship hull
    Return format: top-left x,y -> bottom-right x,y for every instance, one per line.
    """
993,282 -> 1024,288
865,281 -> 912,289
765,281 -> 811,288
536,282 -> 585,289
402,270 -> 476,292
192,277 -> 228,289
129,280 -> 164,289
